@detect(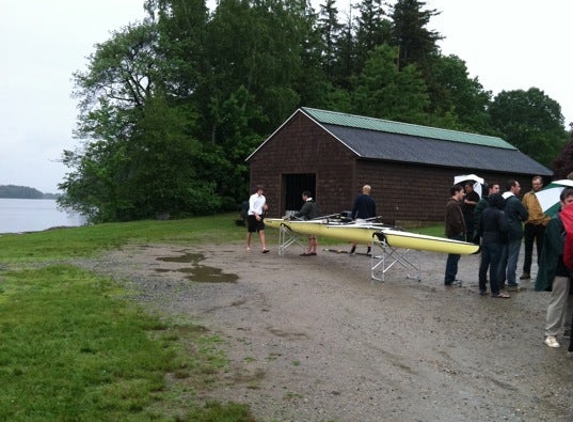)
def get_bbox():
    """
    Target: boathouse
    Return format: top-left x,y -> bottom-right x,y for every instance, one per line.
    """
246,107 -> 553,224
